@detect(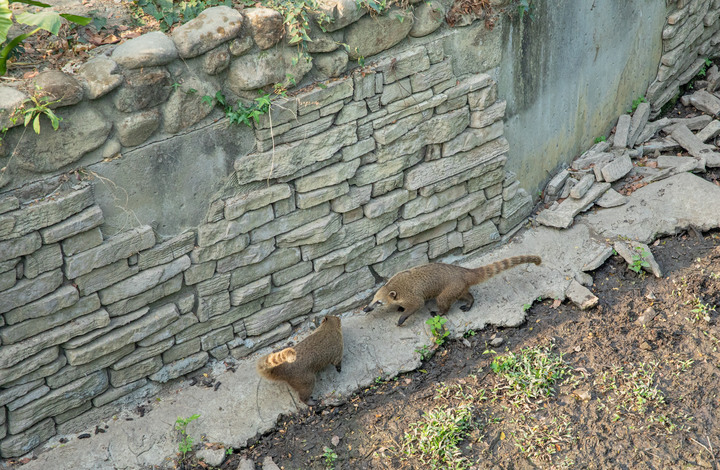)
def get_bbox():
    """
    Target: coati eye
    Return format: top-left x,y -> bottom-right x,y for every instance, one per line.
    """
397,306 -> 405,312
